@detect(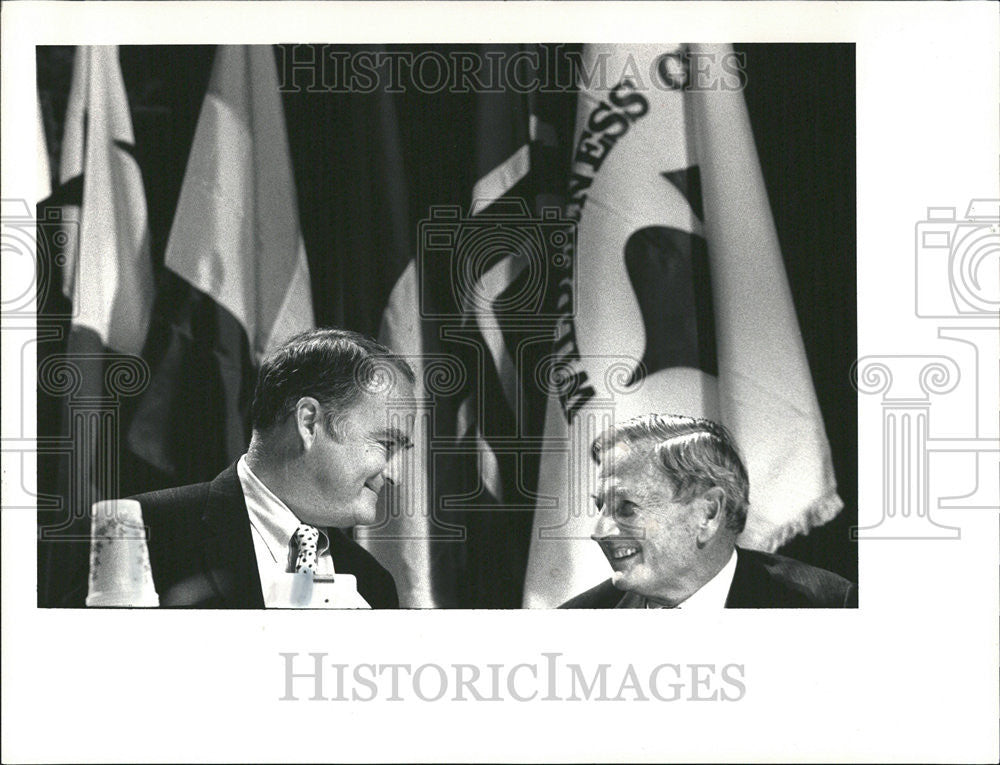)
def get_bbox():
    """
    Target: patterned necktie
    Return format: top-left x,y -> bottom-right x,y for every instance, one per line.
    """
293,524 -> 320,575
